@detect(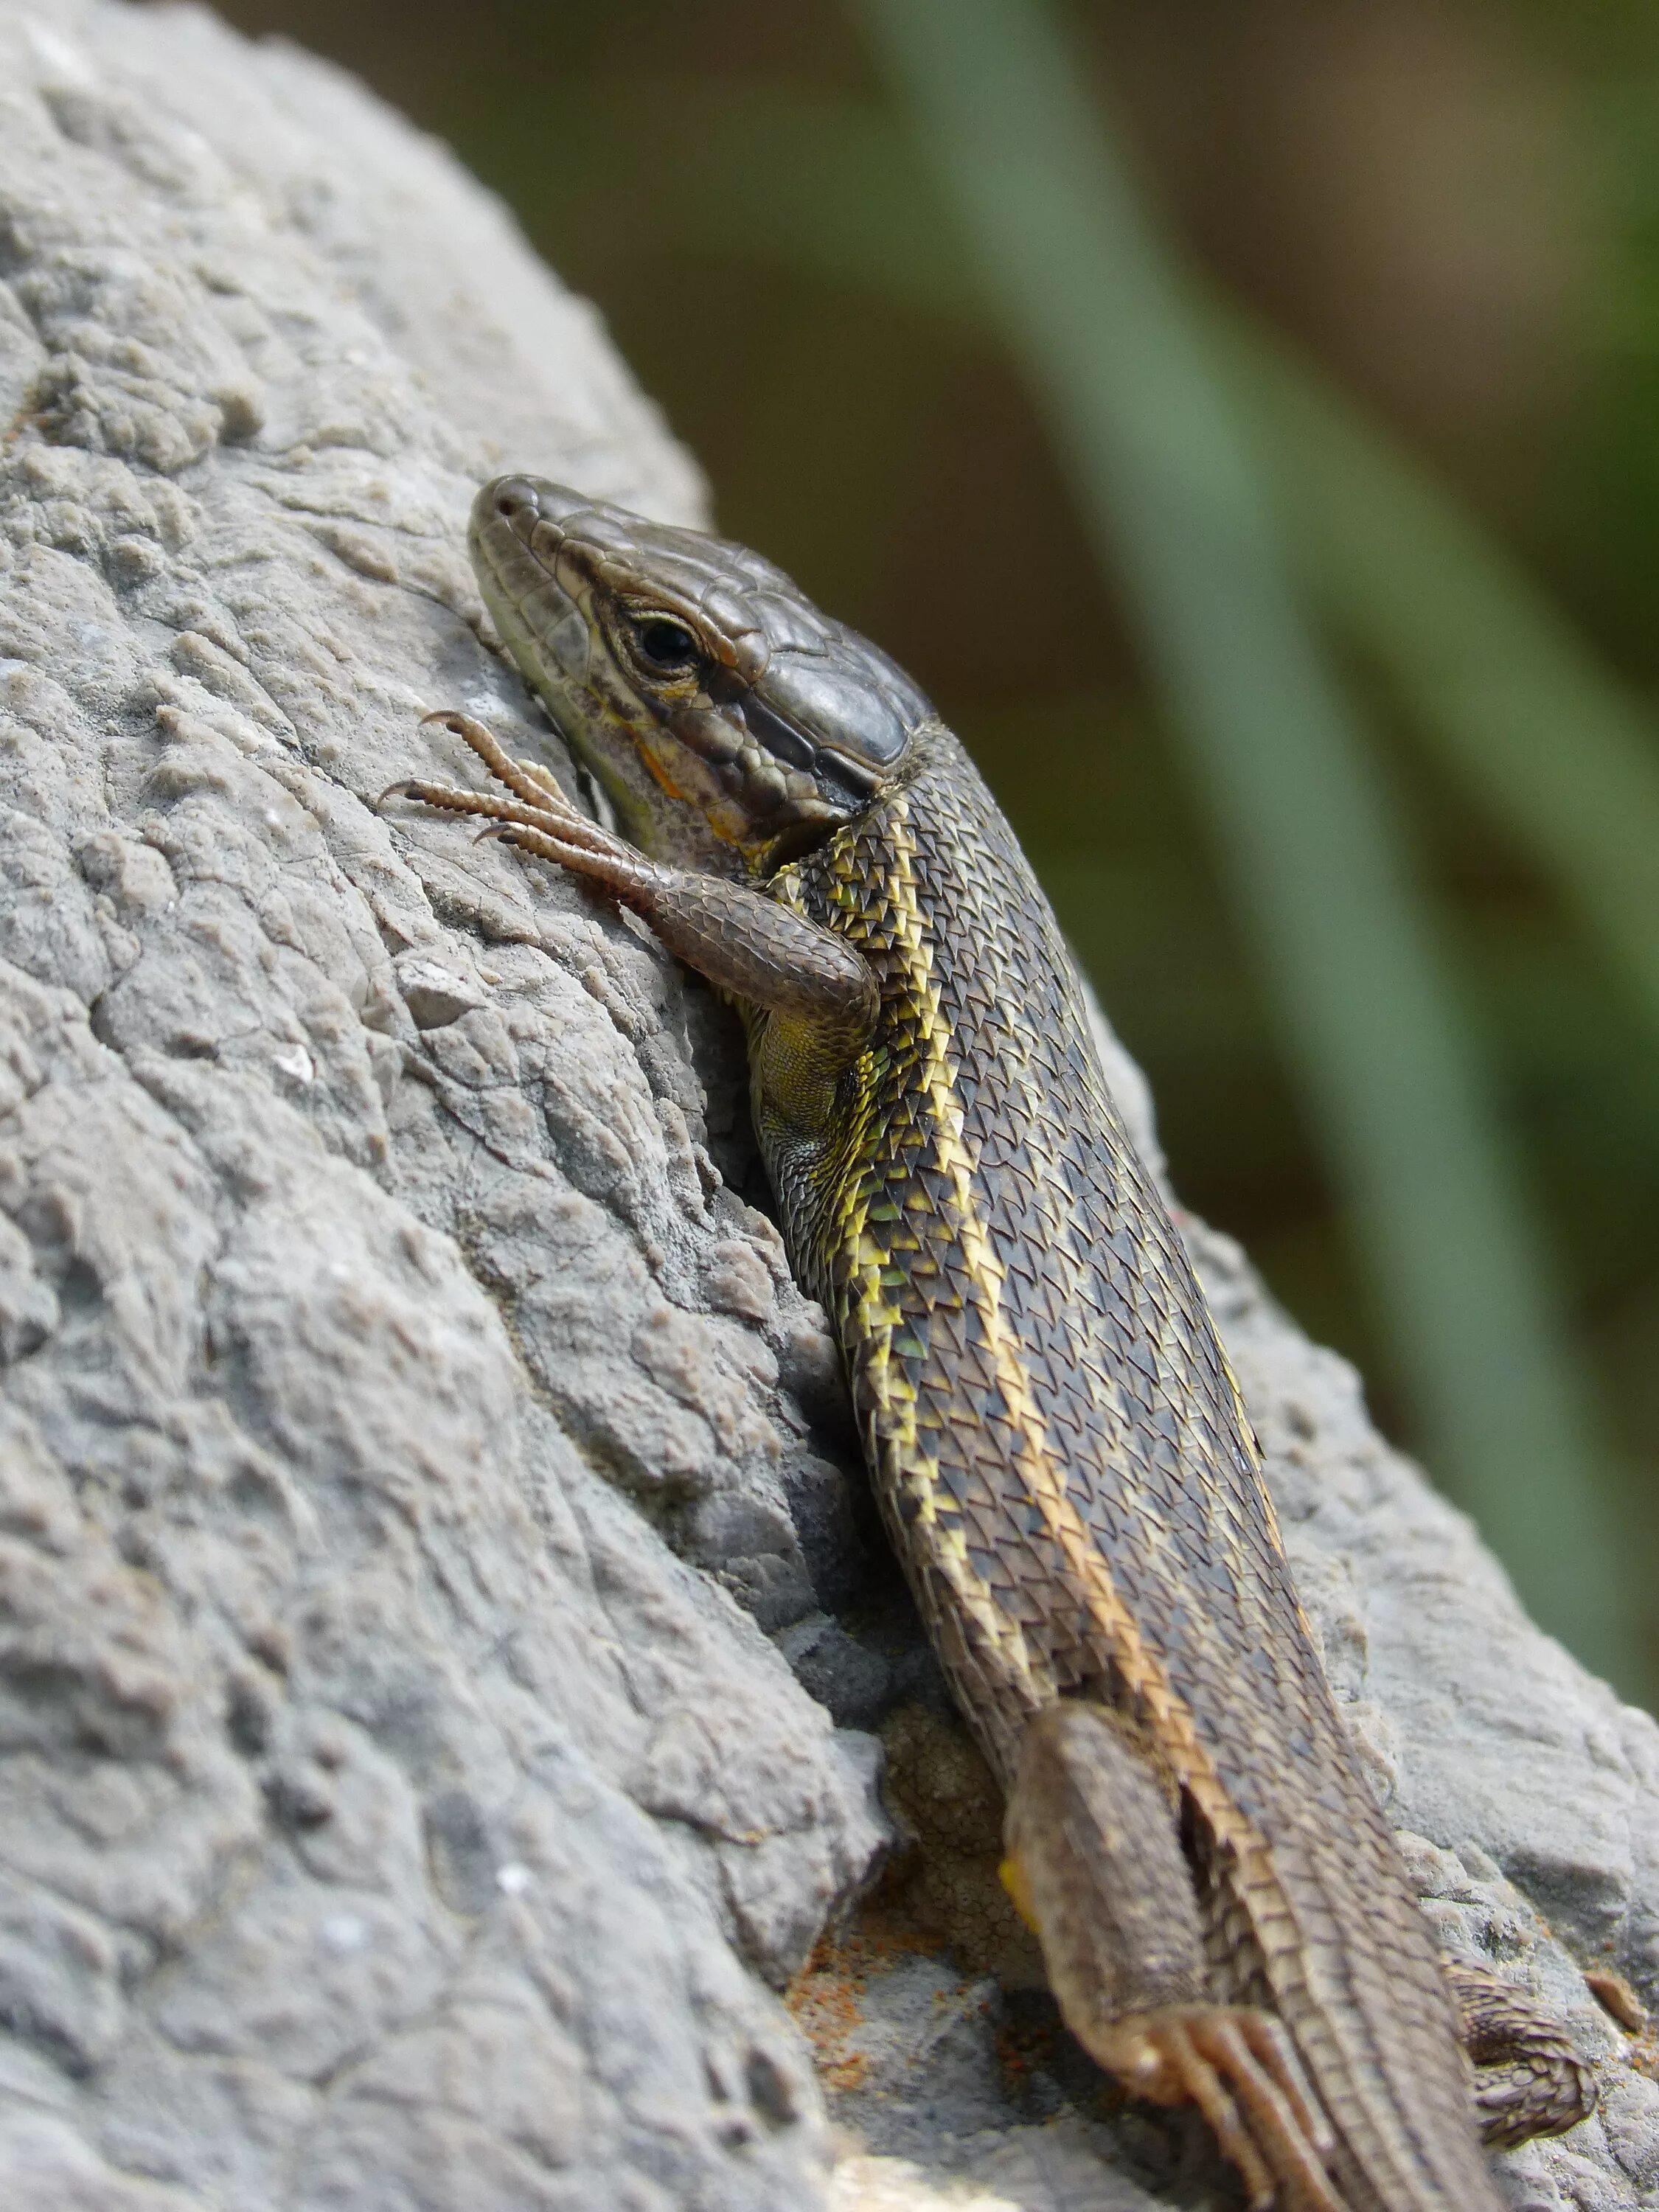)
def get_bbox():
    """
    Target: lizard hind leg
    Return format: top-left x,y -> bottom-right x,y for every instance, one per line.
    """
1004,1702 -> 1343,2212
